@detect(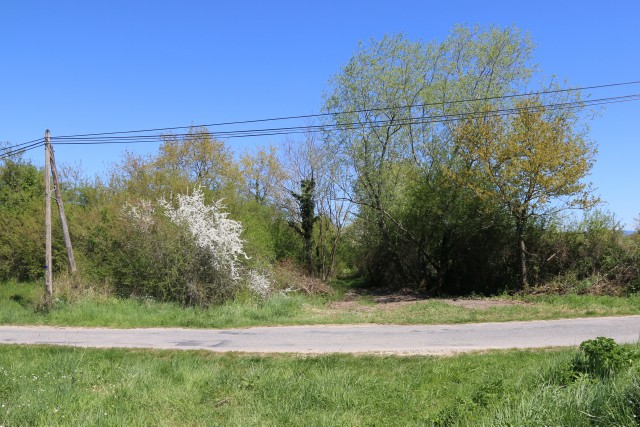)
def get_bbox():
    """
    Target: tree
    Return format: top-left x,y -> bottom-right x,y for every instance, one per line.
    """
0,158 -> 46,281
108,127 -> 241,200
239,145 -> 287,205
453,98 -> 598,287
282,131 -> 353,279
323,25 -> 536,290
290,177 -> 316,273
155,126 -> 241,194
313,155 -> 353,281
